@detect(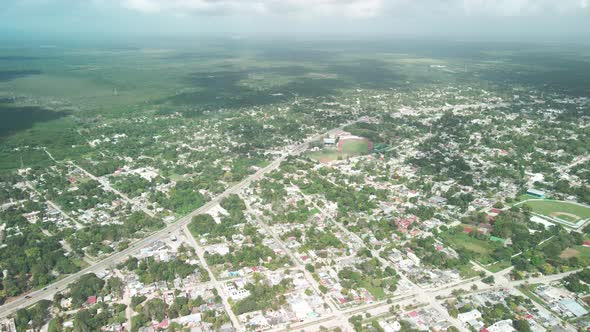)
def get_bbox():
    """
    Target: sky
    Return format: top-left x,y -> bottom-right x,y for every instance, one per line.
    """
1,0 -> 590,43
